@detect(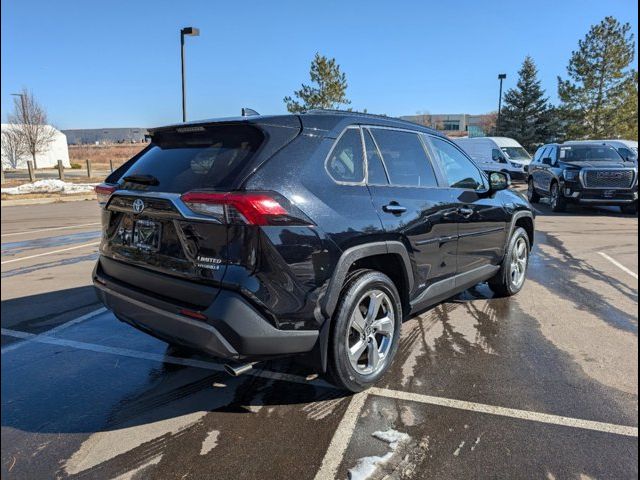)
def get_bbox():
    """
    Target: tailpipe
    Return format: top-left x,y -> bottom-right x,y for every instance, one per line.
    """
224,362 -> 258,377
